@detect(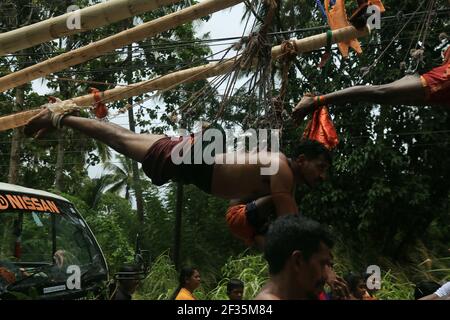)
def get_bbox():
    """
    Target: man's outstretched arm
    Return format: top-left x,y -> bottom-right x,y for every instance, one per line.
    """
292,75 -> 425,123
